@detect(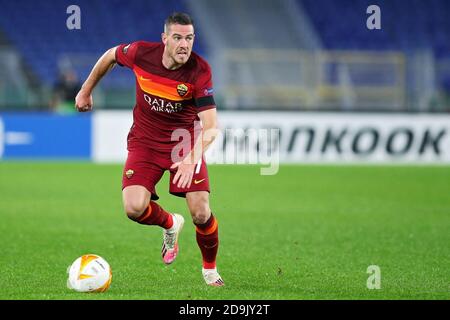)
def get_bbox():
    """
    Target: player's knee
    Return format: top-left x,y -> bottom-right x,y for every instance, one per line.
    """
190,202 -> 211,225
123,199 -> 148,220
122,186 -> 151,220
